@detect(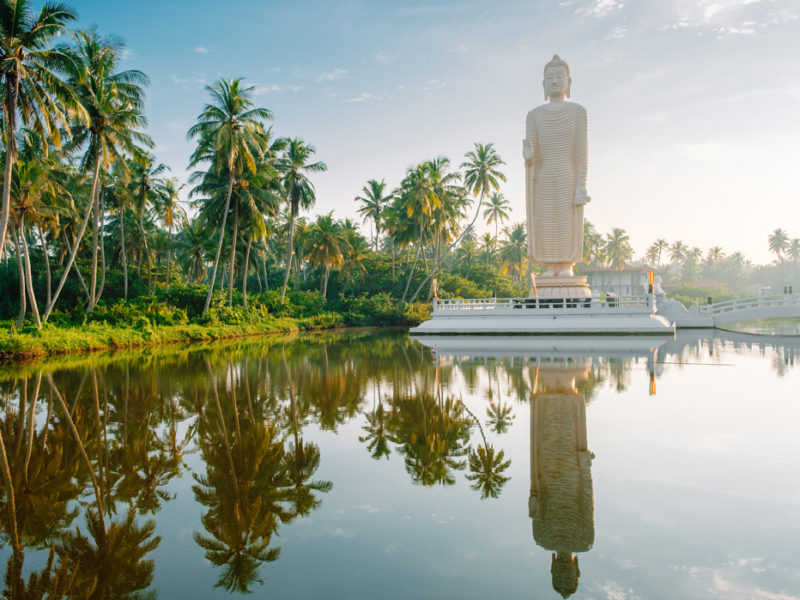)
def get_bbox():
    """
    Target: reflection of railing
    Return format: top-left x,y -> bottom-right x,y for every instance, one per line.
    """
698,294 -> 800,317
433,295 -> 654,314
